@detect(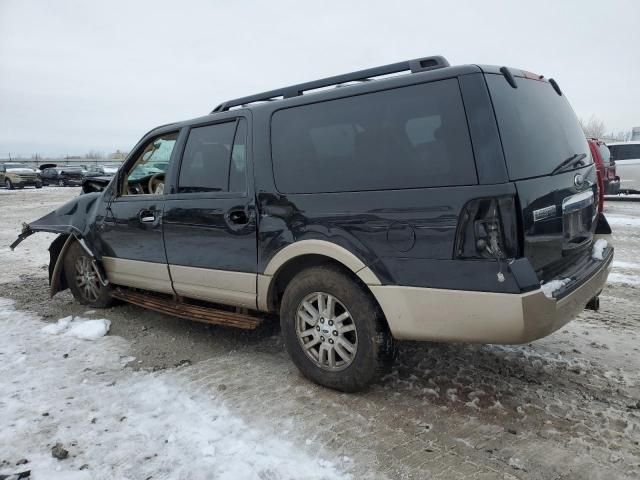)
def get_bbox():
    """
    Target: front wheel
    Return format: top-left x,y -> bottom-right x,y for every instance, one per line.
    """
280,265 -> 395,392
63,242 -> 113,308
35,183 -> 43,189
58,179 -> 65,187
